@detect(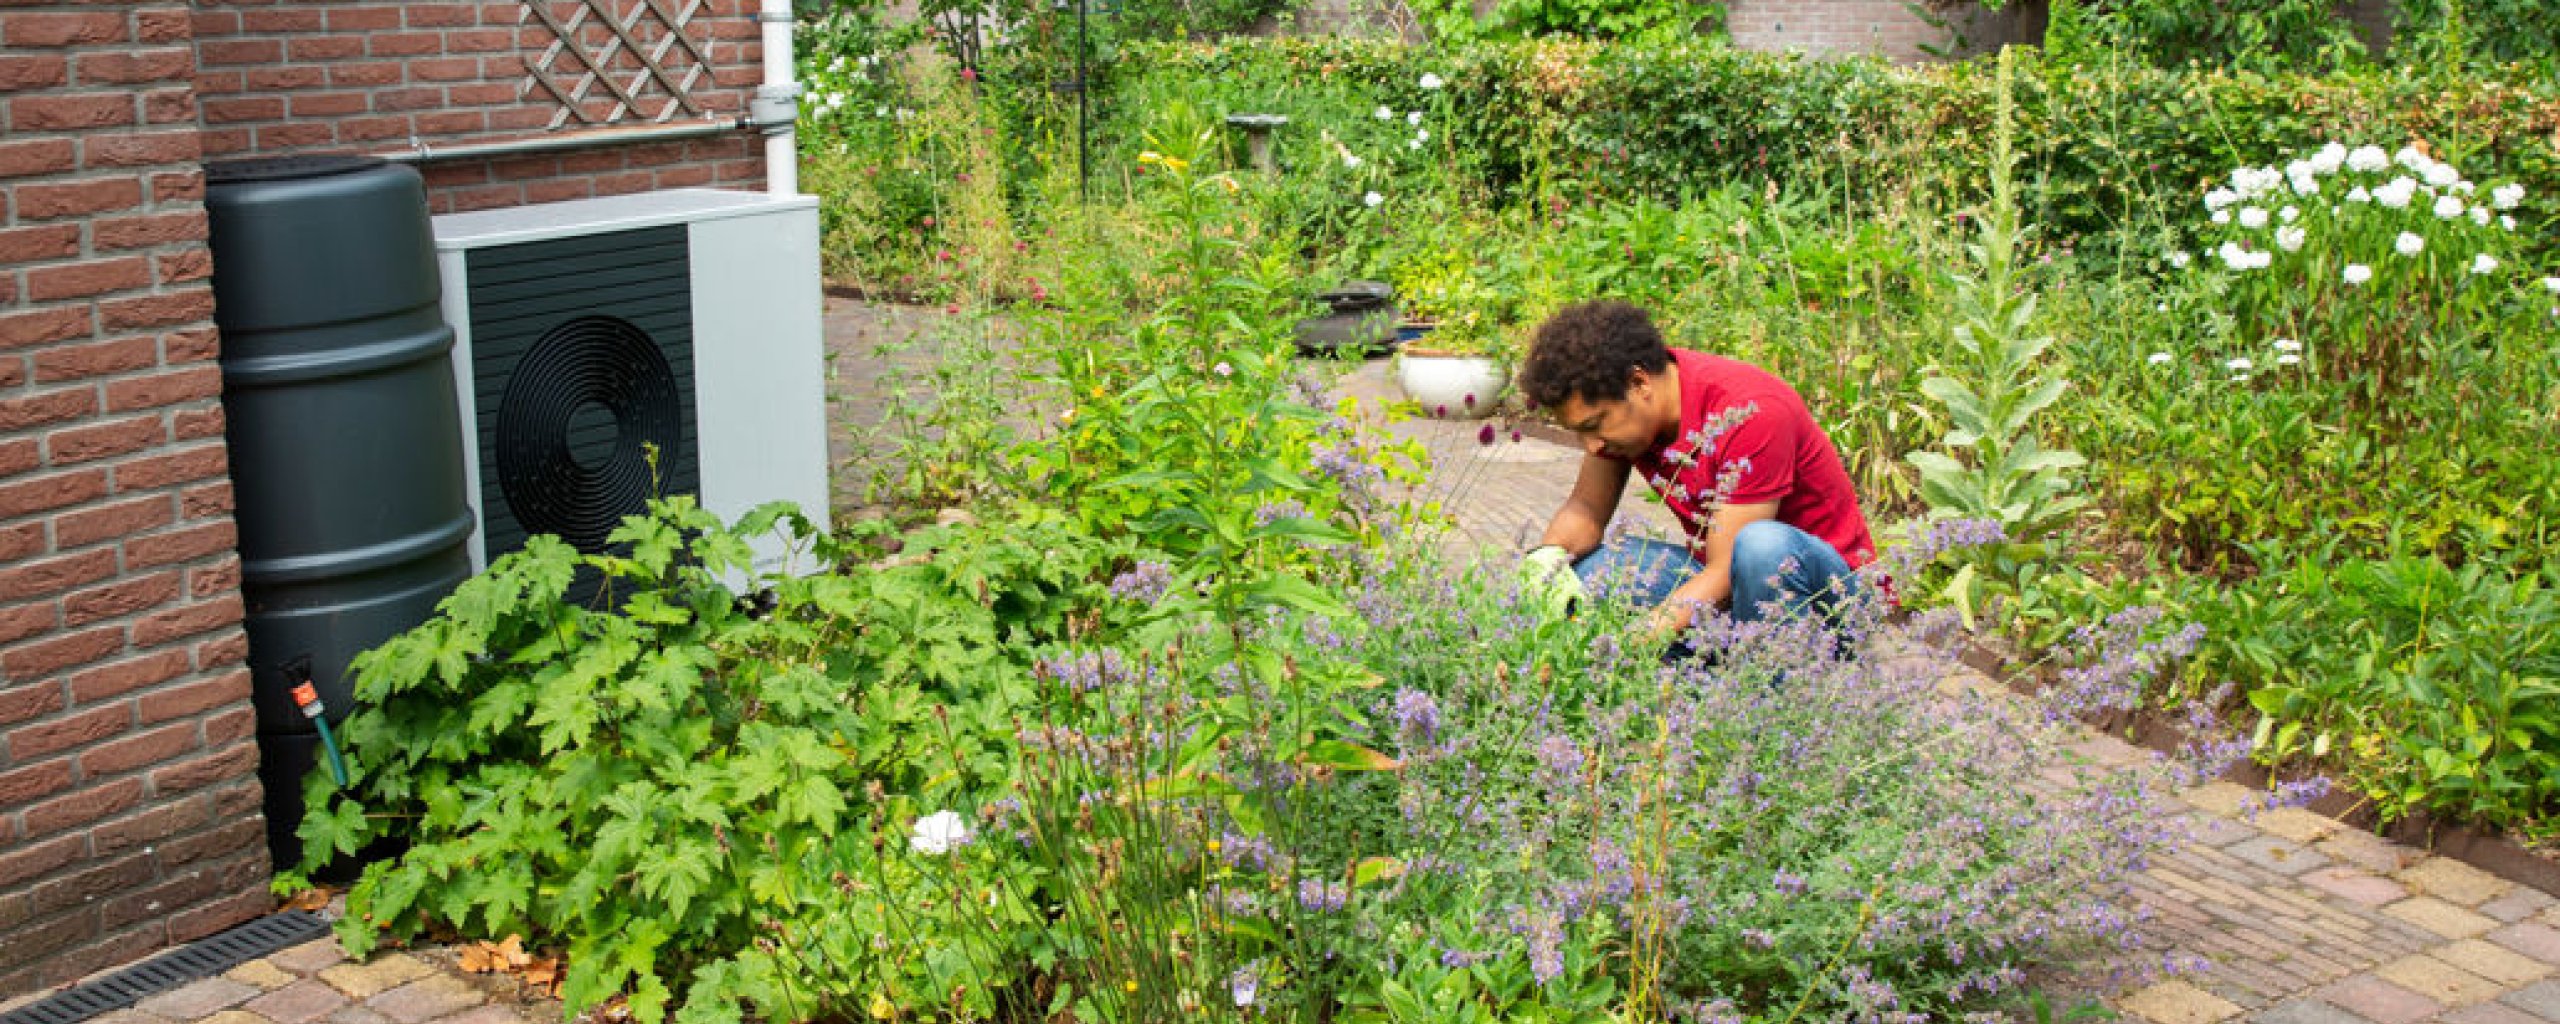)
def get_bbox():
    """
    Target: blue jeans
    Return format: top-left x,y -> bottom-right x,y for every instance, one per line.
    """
1572,521 -> 1858,625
